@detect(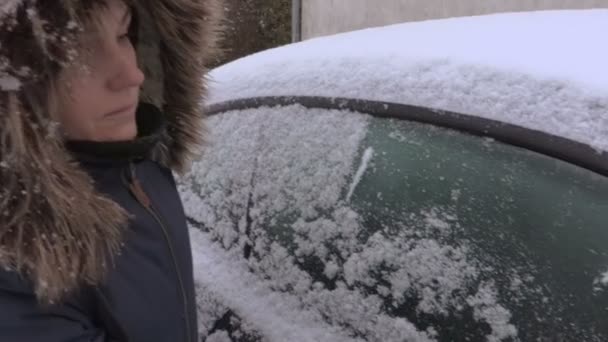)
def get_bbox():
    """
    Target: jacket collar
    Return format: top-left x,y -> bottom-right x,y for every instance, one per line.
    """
65,103 -> 165,165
